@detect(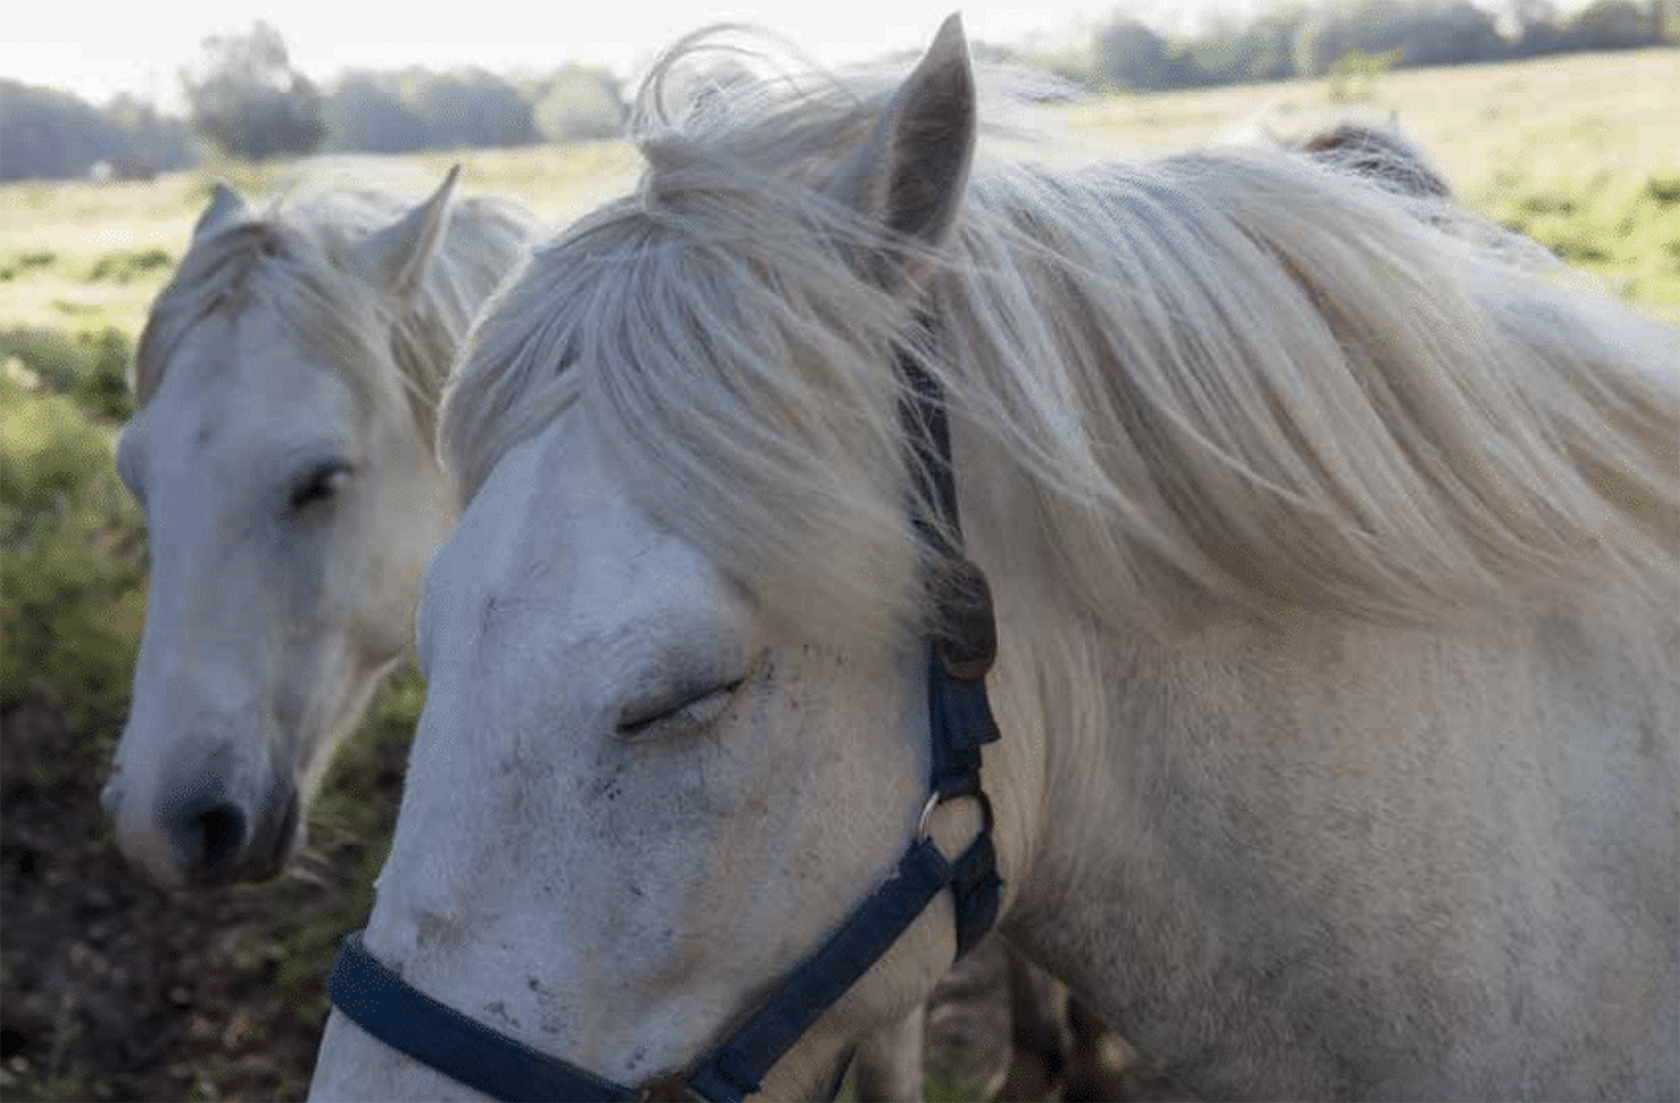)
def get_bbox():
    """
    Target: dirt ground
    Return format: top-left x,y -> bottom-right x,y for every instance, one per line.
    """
1,687 -> 402,1102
